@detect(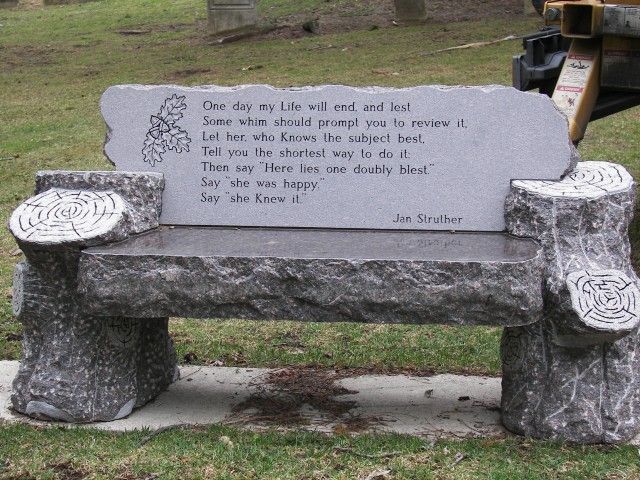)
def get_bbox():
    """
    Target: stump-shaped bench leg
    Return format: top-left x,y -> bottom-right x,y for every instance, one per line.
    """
8,179 -> 176,423
502,161 -> 640,443
502,323 -> 640,443
12,258 -> 178,422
